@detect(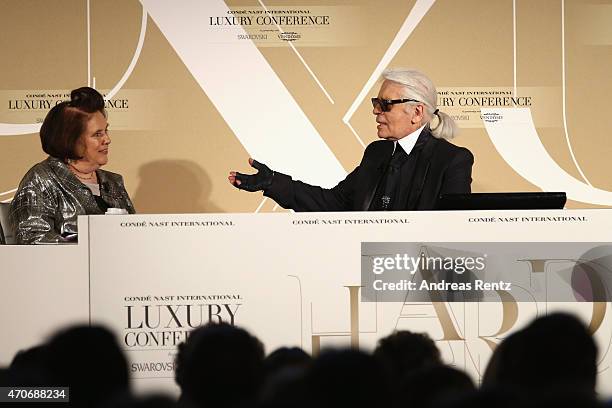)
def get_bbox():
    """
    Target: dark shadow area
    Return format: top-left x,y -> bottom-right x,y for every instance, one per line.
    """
1,314 -> 607,408
132,160 -> 222,213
